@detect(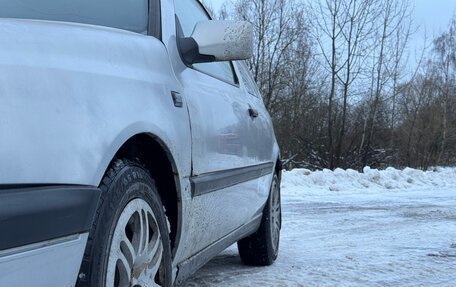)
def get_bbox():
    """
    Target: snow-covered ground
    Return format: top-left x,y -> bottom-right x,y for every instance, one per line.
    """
180,167 -> 456,286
